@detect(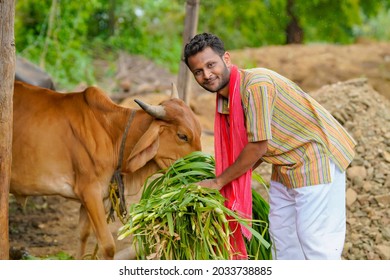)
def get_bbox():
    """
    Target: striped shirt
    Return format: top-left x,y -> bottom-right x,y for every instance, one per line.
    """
221,68 -> 356,188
